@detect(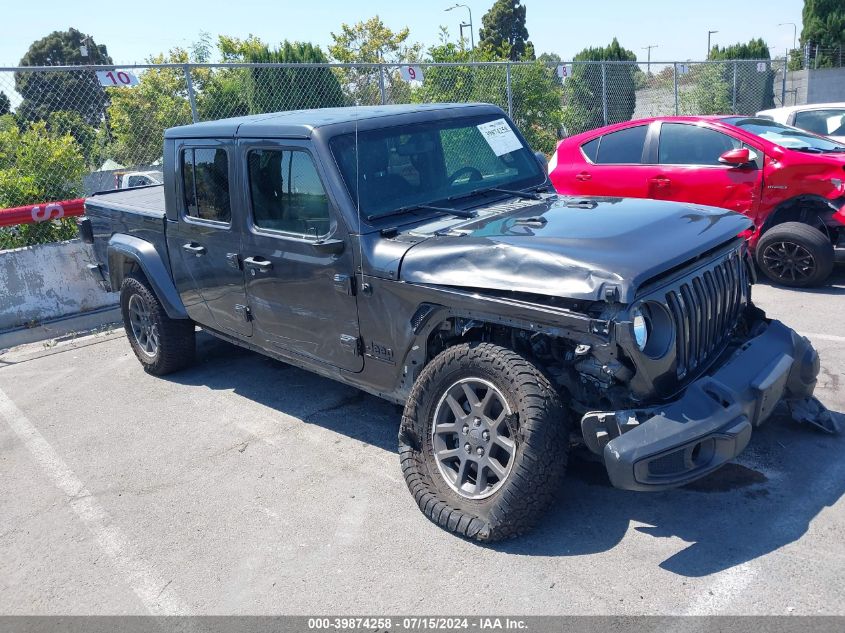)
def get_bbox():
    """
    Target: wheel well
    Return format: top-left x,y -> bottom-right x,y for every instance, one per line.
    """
419,316 -> 634,415
761,197 -> 838,241
108,253 -> 145,290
